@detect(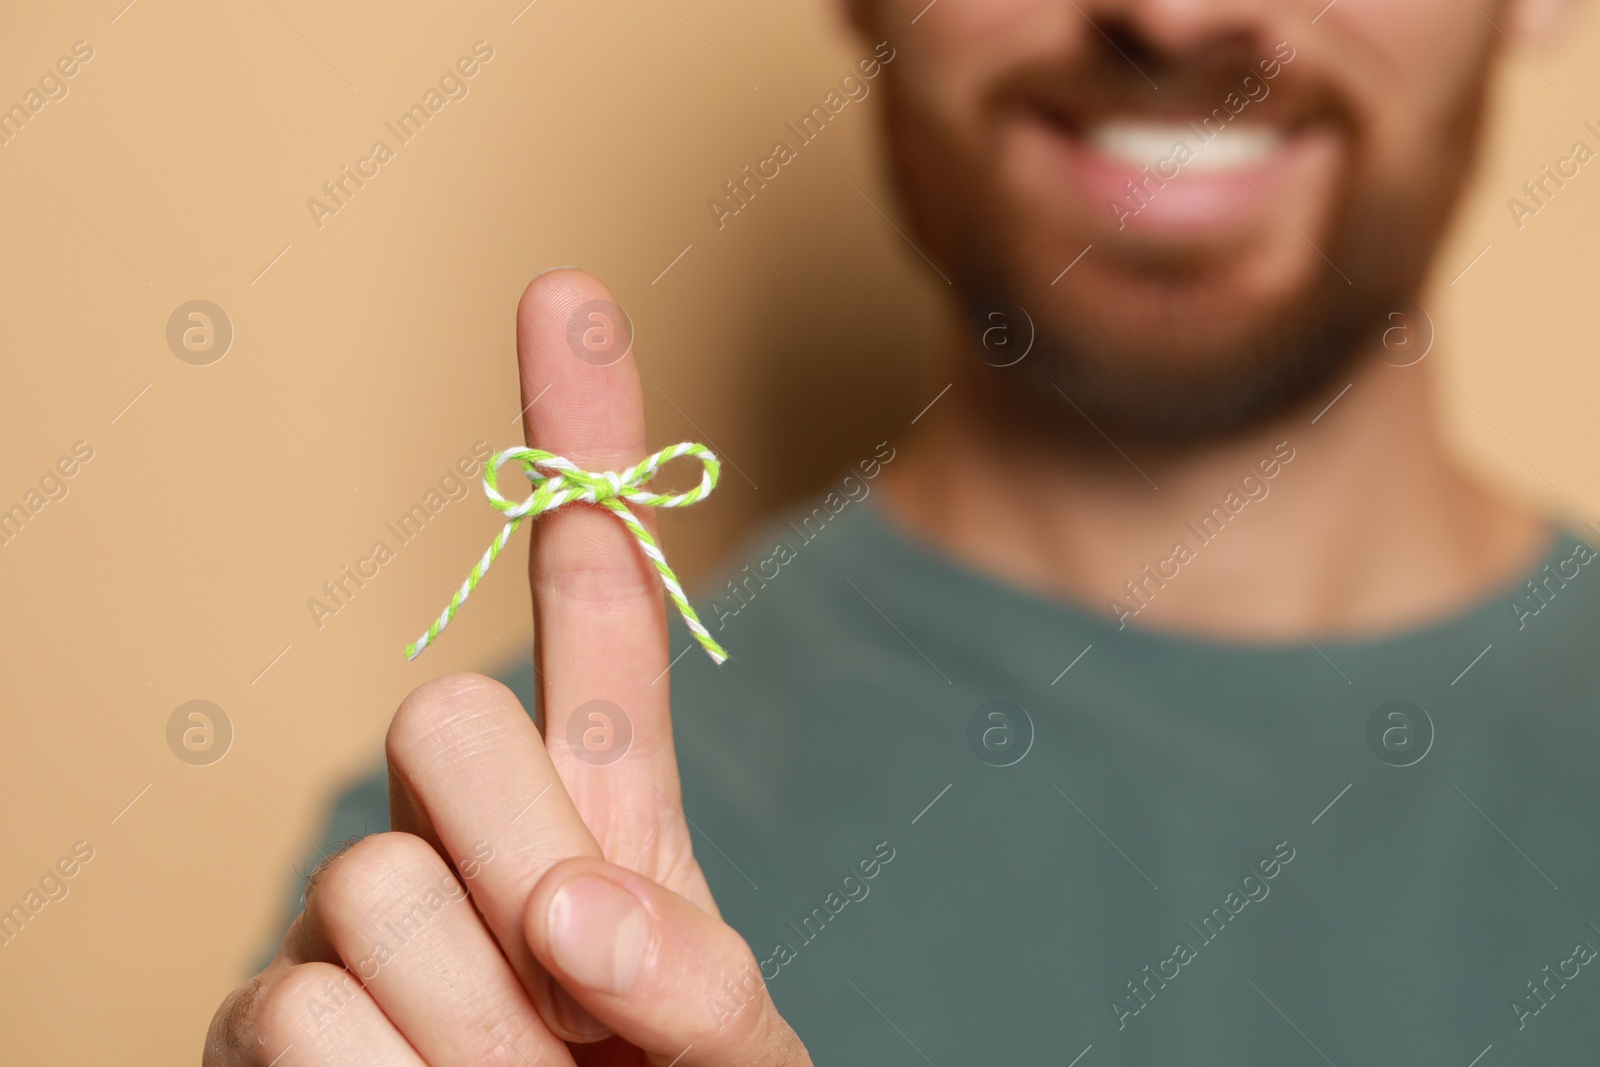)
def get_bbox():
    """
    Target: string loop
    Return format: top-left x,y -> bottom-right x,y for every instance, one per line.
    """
405,443 -> 727,664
